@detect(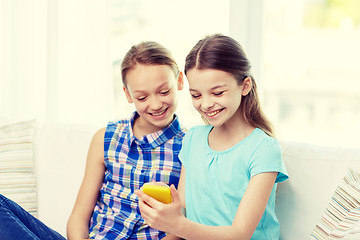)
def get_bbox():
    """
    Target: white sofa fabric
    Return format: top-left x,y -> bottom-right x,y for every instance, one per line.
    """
25,123 -> 360,238
34,123 -> 97,237
277,141 -> 360,239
